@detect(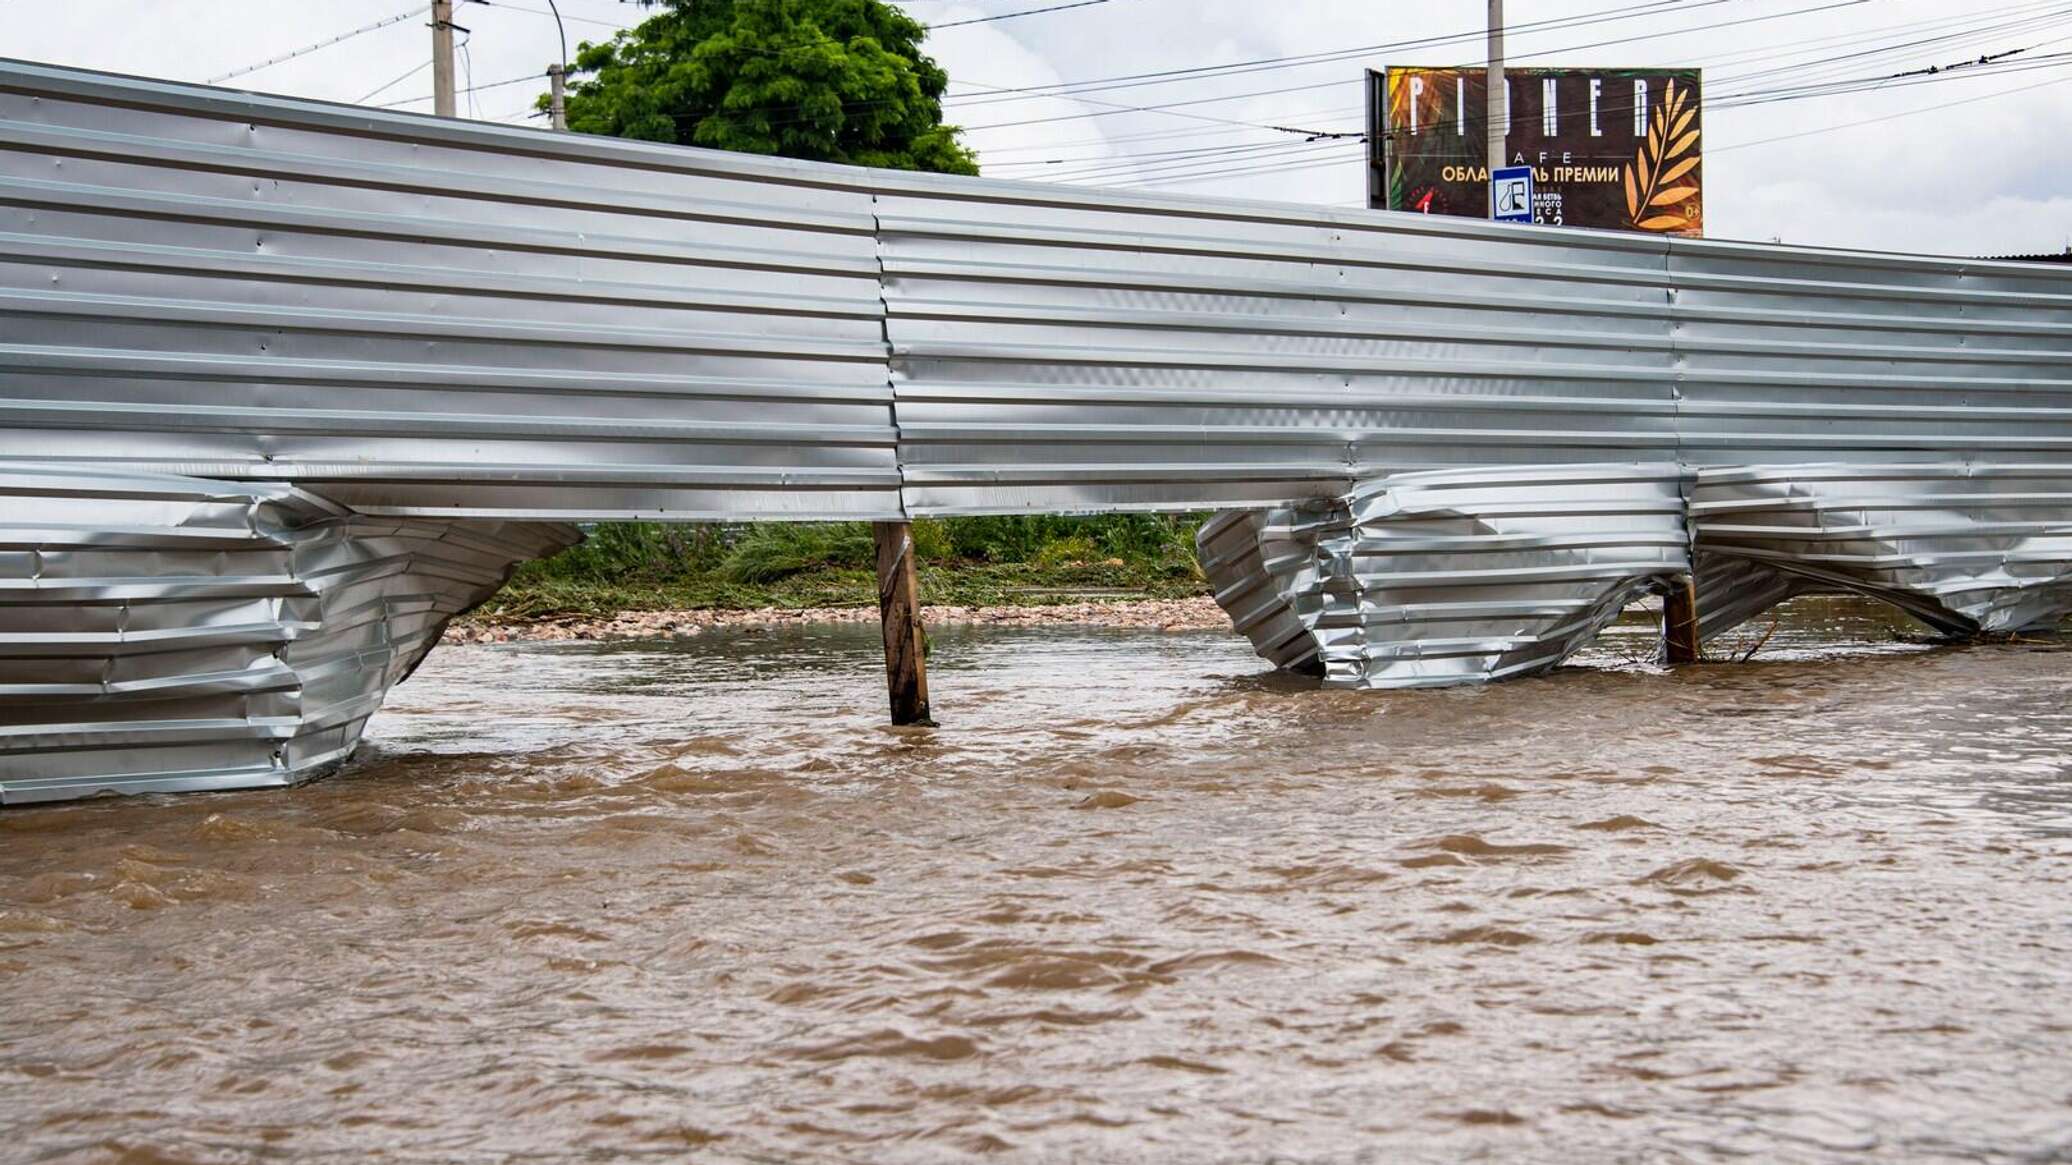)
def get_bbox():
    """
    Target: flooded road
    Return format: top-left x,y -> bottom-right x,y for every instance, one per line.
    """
3,599 -> 2070,1163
